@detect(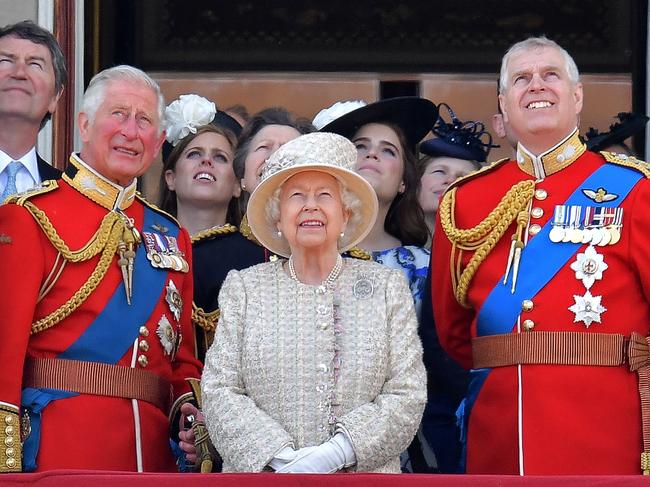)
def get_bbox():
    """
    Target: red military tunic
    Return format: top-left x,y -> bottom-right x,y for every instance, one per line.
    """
431,131 -> 650,475
0,154 -> 201,472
